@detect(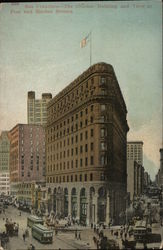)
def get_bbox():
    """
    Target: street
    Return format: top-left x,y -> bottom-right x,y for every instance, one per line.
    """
1,198 -> 163,250
0,206 -> 92,250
